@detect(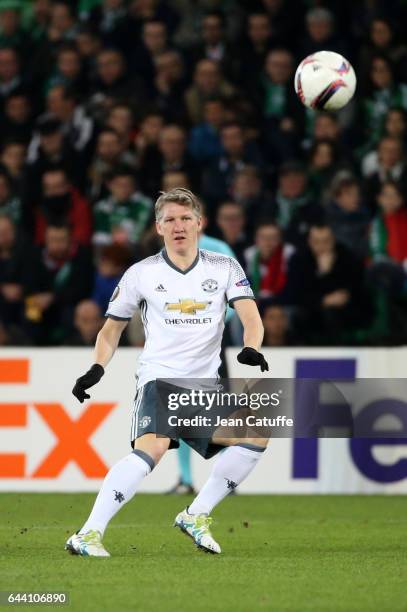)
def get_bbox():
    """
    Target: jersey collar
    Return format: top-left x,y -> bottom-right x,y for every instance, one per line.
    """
162,248 -> 200,275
